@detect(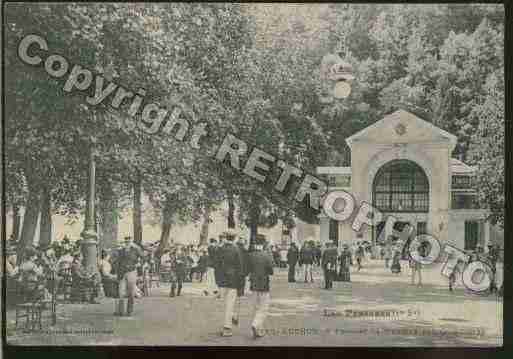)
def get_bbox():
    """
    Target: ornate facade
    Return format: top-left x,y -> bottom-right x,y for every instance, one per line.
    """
317,109 -> 492,252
